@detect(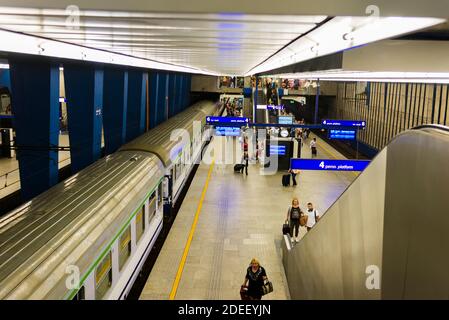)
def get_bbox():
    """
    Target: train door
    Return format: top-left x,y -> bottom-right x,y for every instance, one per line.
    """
162,173 -> 172,217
